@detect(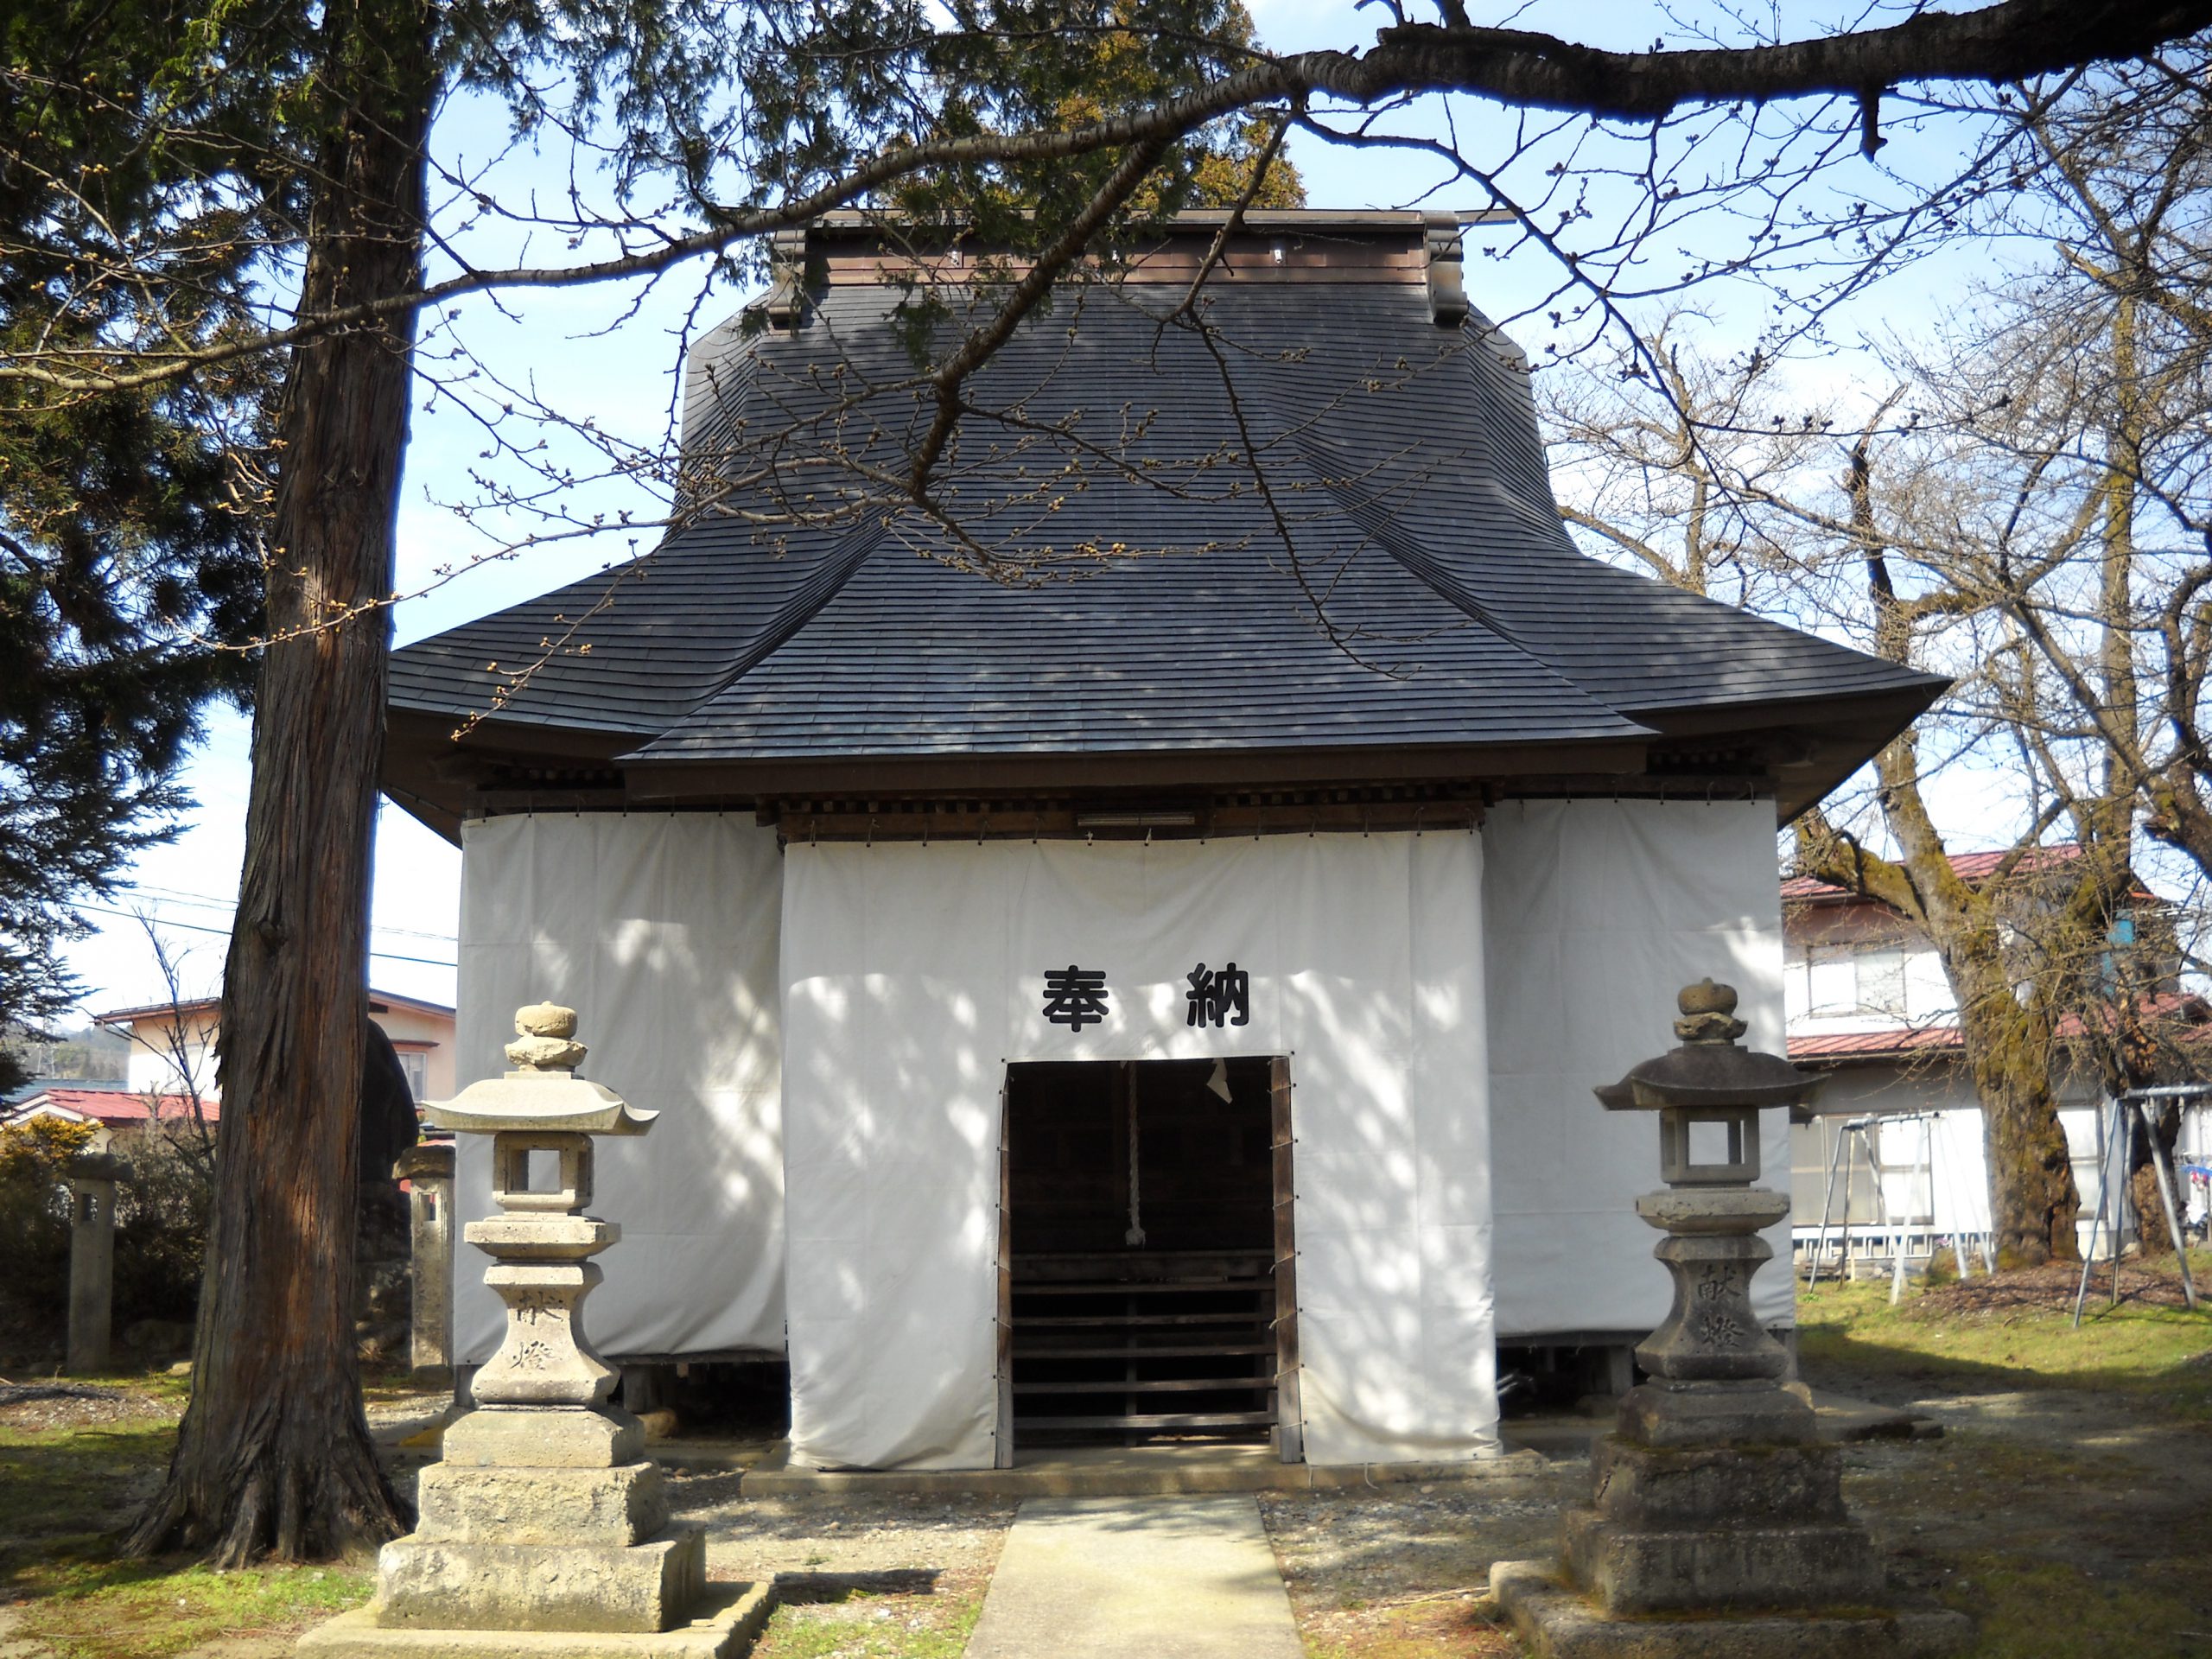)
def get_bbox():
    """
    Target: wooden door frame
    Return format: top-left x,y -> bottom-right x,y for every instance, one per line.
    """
1270,1054 -> 1305,1464
995,1073 -> 1014,1468
995,1056 -> 1303,1465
